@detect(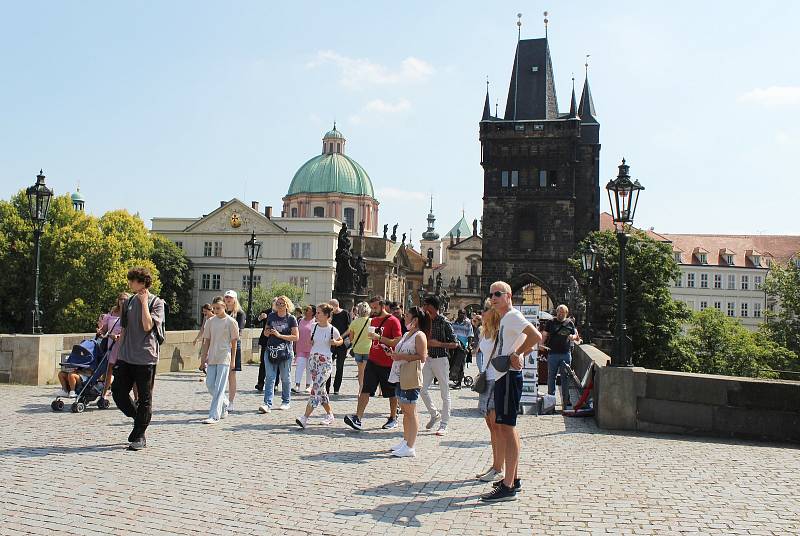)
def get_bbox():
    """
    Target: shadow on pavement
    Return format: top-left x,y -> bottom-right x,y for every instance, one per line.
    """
0,443 -> 123,458
335,493 -> 484,527
356,478 -> 484,498
438,440 -> 489,449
